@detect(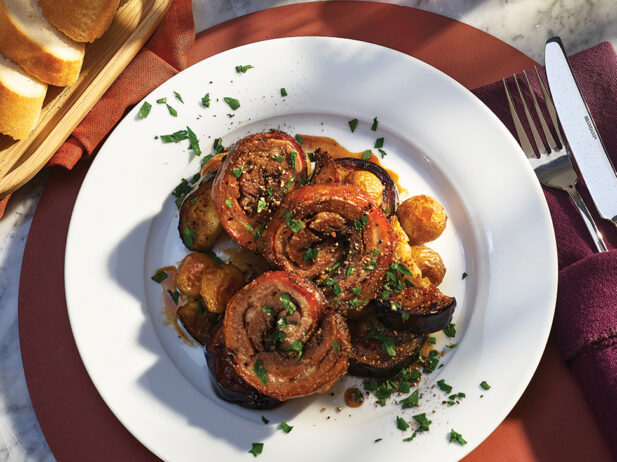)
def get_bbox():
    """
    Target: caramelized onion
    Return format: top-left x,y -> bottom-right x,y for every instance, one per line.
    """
348,312 -> 425,378
205,323 -> 281,409
311,151 -> 398,216
223,271 -> 350,400
212,131 -> 308,250
262,184 -> 393,314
